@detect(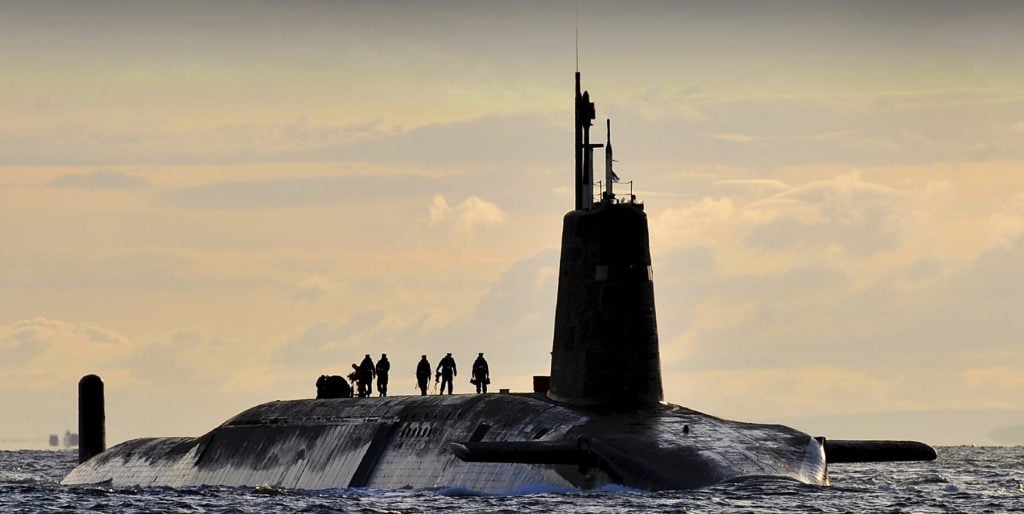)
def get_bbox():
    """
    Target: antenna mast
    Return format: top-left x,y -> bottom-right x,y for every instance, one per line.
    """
572,5 -> 601,210
575,0 -> 579,72
604,118 -> 615,201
